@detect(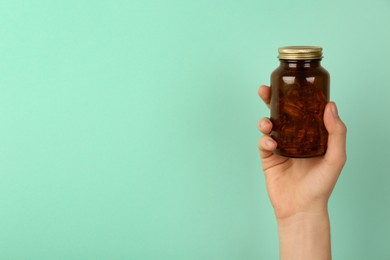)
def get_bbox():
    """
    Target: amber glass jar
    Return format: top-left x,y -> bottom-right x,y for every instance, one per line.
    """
270,46 -> 329,158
